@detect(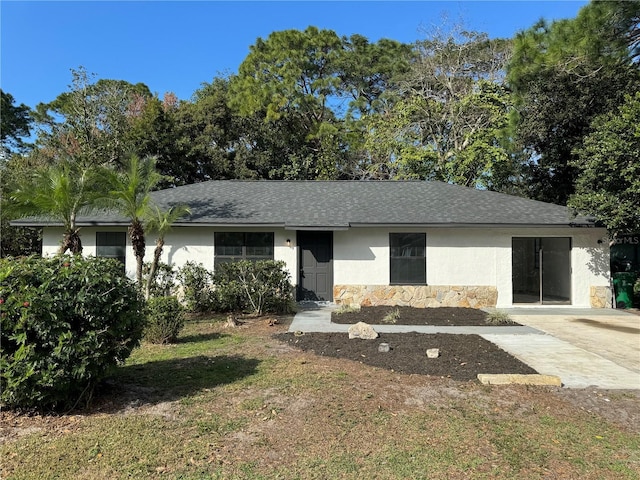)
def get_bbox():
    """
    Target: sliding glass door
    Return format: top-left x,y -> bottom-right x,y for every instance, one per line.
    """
512,237 -> 571,305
